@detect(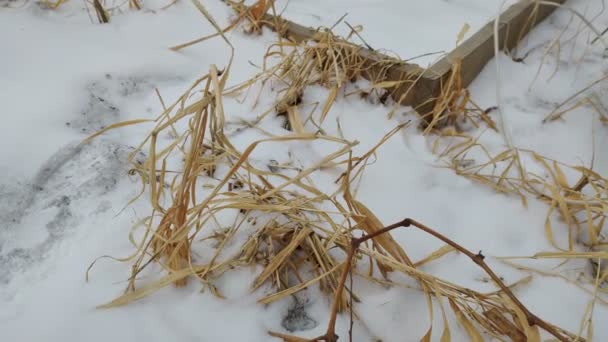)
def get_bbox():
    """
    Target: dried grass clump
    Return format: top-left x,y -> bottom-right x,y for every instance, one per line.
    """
81,2 -> 590,341
436,133 -> 607,250
224,0 -> 423,111
429,49 -> 606,249
87,35 -> 581,342
265,33 -> 369,124
39,0 -> 181,22
427,64 -> 608,319
425,1 -> 608,270
223,0 -> 270,35
90,66 -> 360,311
